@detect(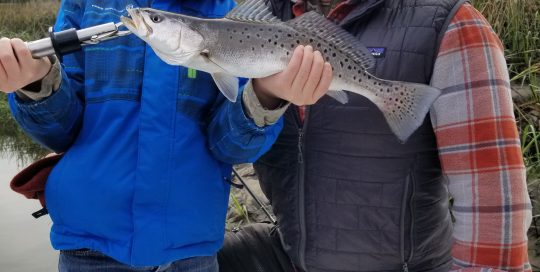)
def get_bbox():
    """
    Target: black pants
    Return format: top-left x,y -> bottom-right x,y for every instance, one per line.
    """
217,223 -> 295,272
